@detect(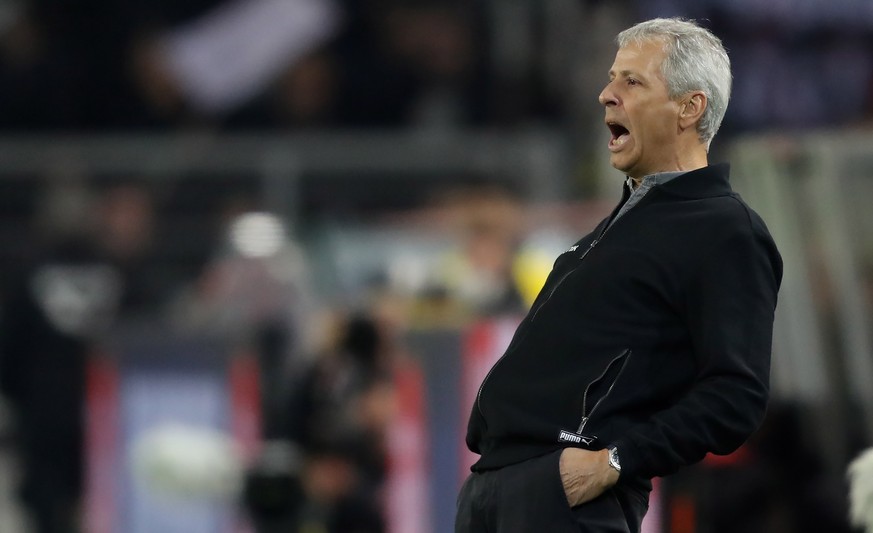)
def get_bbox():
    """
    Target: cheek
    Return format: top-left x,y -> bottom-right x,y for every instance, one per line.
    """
640,109 -> 676,143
